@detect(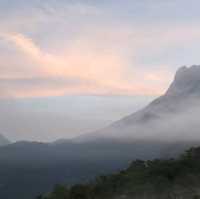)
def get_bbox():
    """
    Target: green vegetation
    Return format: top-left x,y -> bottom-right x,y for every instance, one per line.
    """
37,147 -> 200,199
